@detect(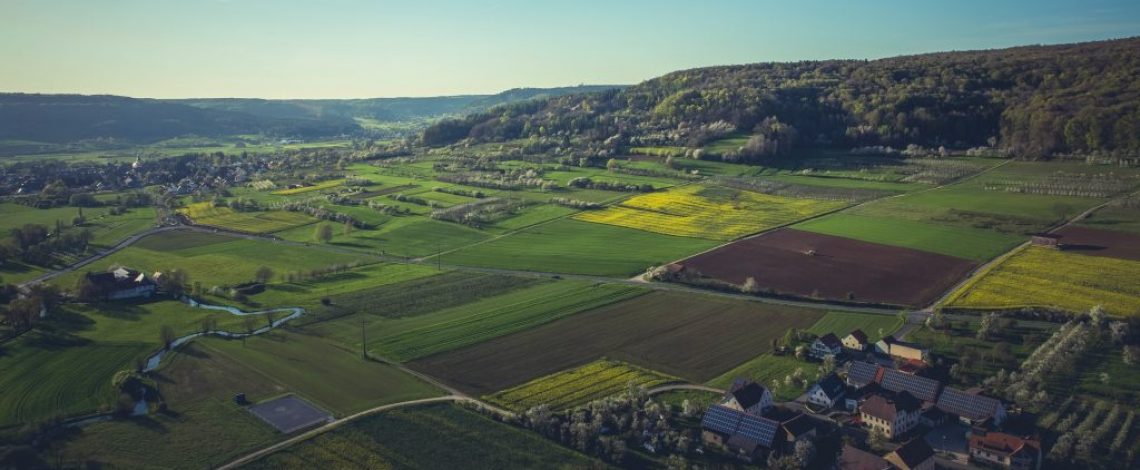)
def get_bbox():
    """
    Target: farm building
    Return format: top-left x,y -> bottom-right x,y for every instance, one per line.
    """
807,373 -> 846,409
1029,233 -> 1061,248
859,391 -> 922,439
885,438 -> 935,470
810,333 -> 843,359
846,361 -> 885,388
700,405 -> 783,462
723,380 -> 774,416
843,329 -> 869,351
968,430 -> 1041,470
936,387 -> 1007,426
838,444 -> 893,470
874,336 -> 930,363
84,267 -> 157,300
